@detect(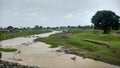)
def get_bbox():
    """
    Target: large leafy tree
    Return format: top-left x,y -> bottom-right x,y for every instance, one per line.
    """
91,10 -> 120,34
